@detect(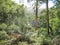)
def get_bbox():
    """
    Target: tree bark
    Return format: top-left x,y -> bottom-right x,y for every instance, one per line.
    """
35,0 -> 38,30
46,0 -> 49,34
